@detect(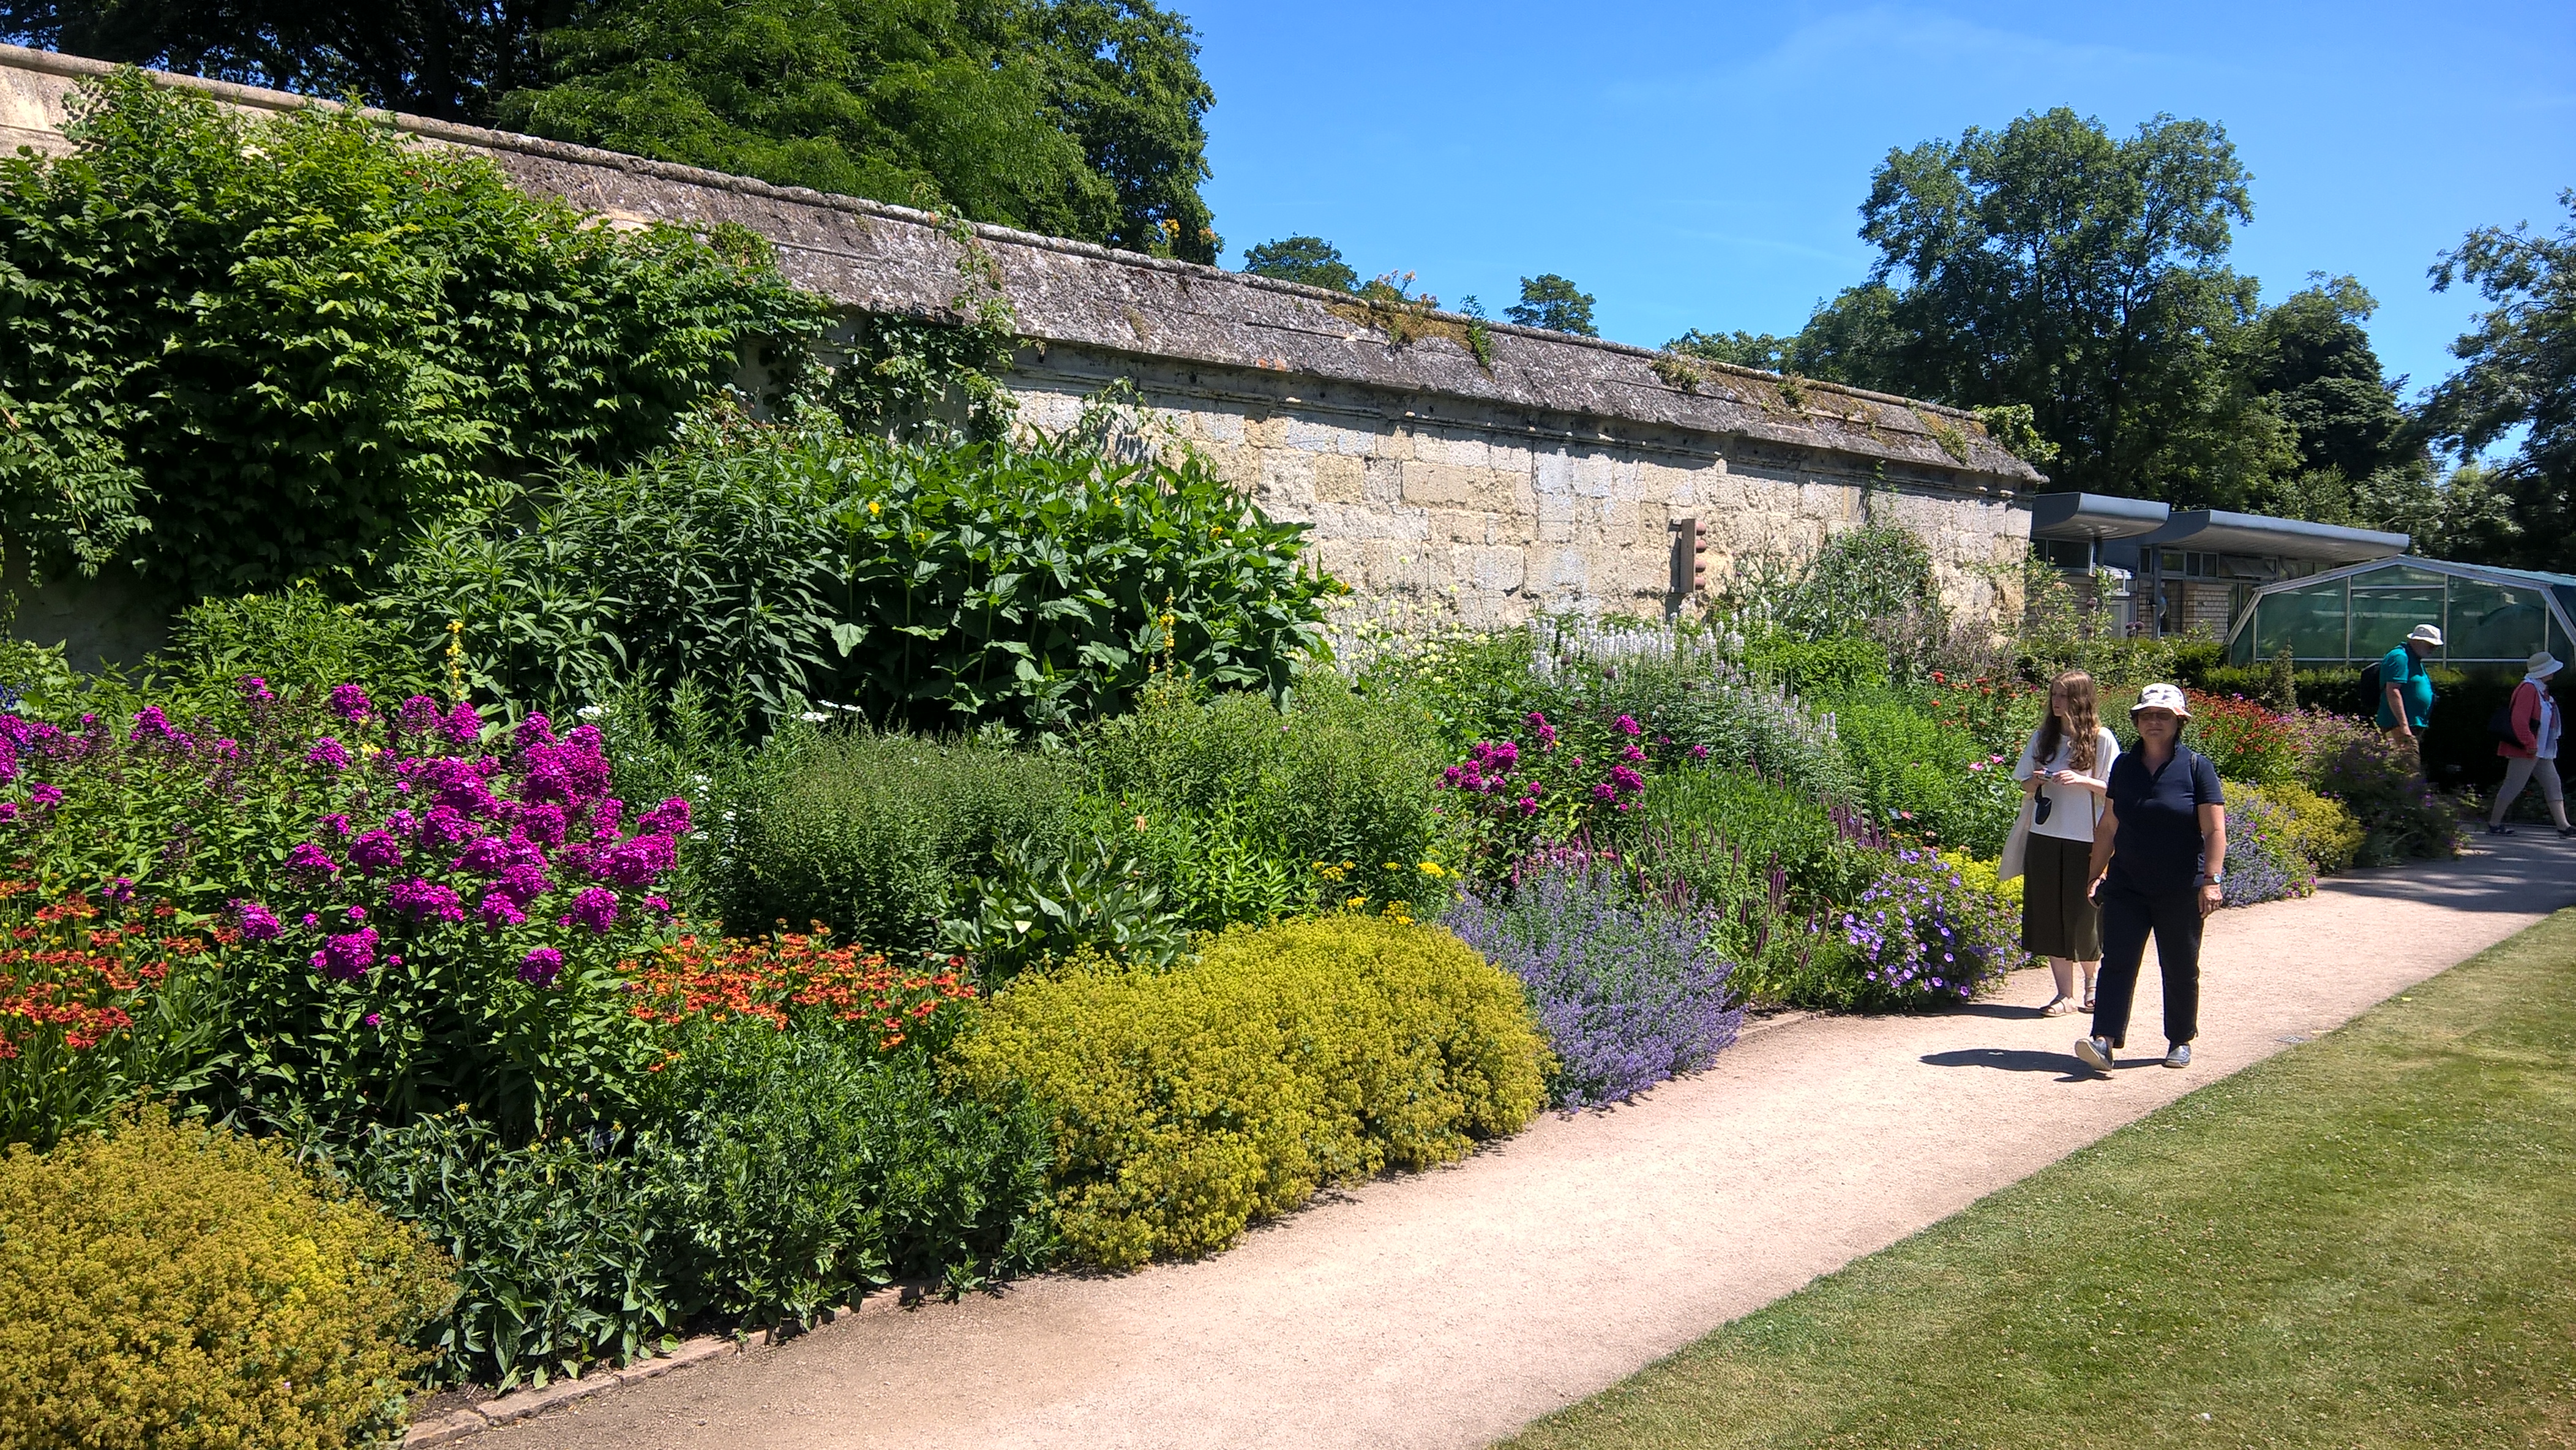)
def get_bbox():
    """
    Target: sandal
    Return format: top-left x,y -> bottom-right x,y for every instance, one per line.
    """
2042,995 -> 2078,1016
2081,990 -> 2096,1012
